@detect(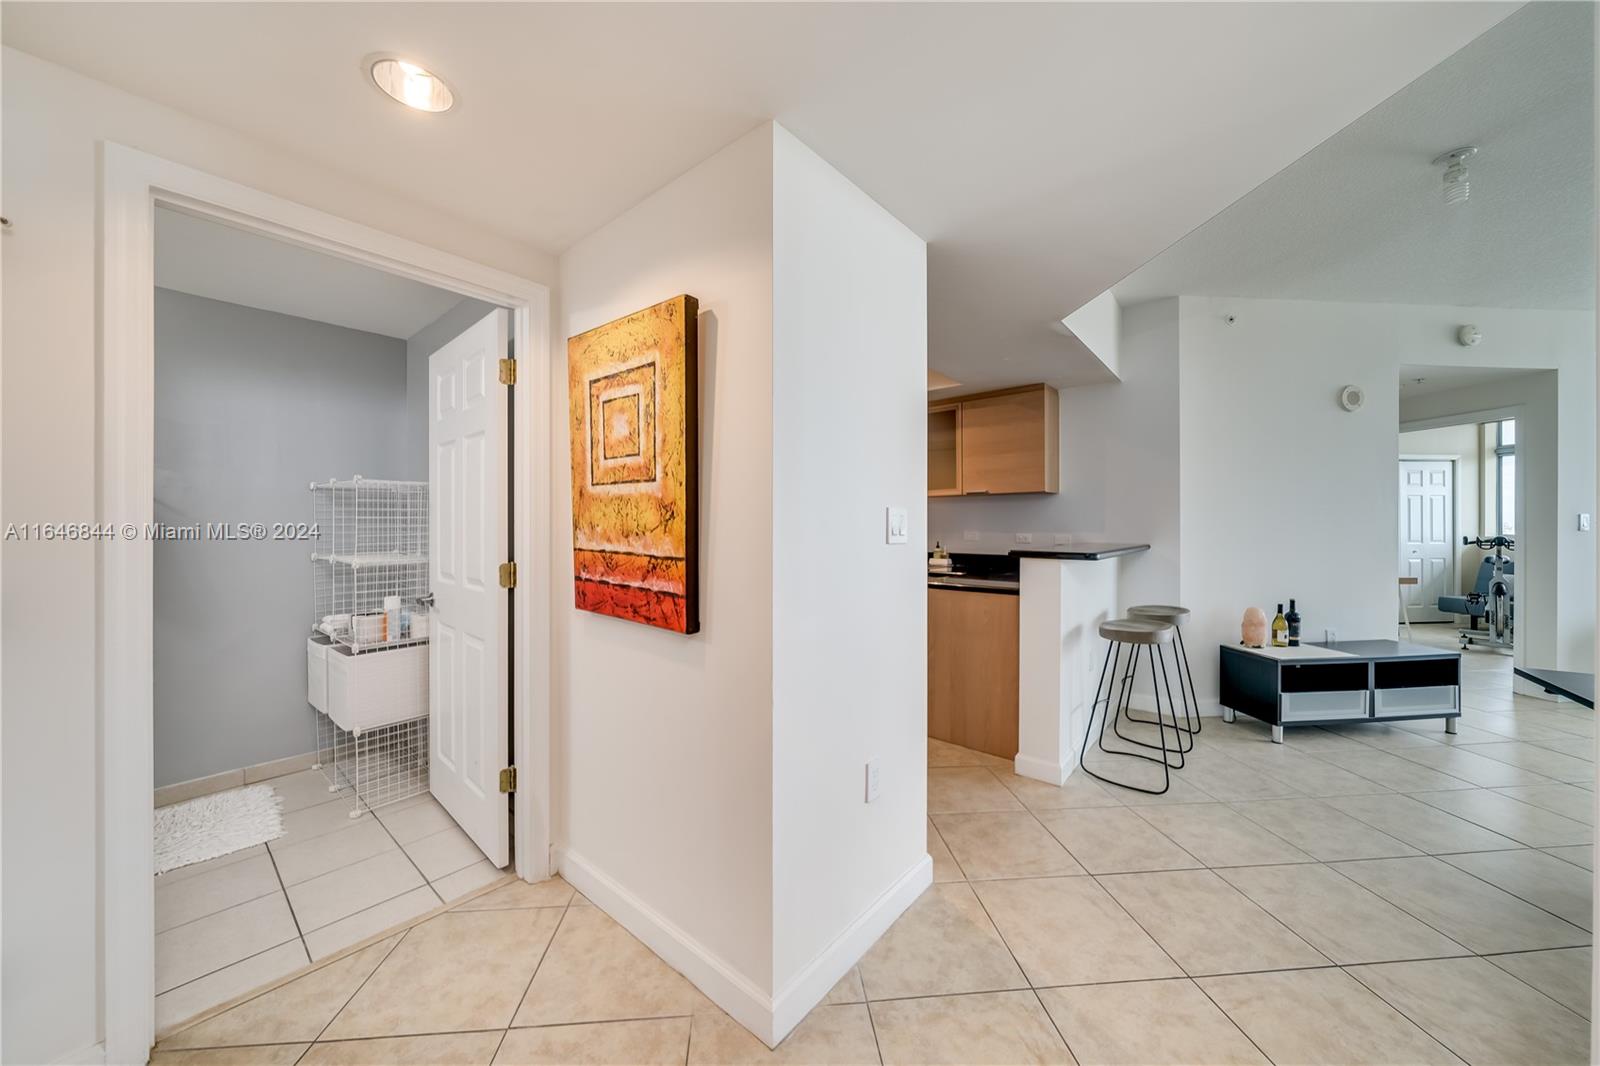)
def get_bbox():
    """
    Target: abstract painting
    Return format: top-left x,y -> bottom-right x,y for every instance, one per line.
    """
568,294 -> 699,633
